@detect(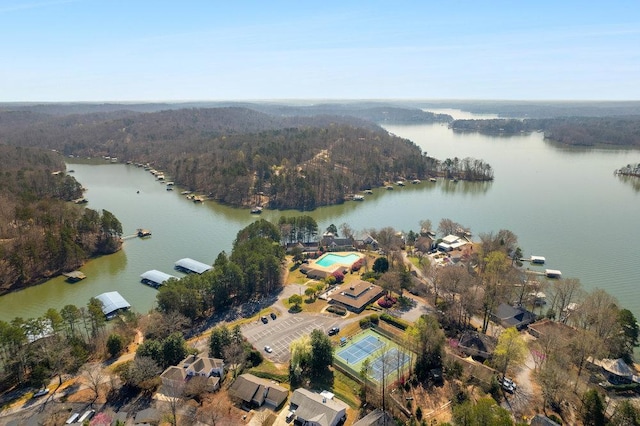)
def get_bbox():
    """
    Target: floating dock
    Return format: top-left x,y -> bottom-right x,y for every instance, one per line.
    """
137,228 -> 152,238
63,271 -> 86,283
